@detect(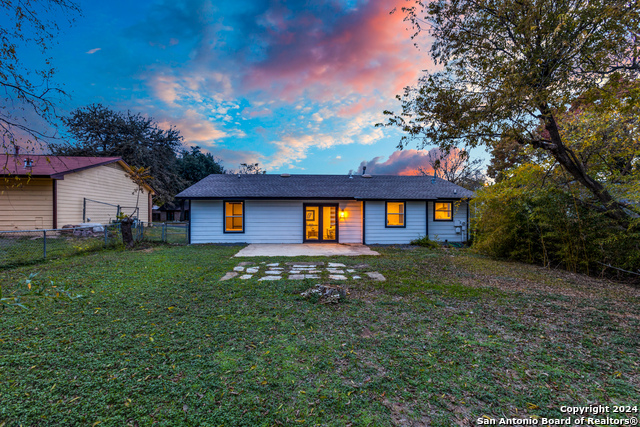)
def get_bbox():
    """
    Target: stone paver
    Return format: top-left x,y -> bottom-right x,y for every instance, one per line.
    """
365,272 -> 386,281
222,262 -> 385,282
259,276 -> 281,281
220,272 -> 238,281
